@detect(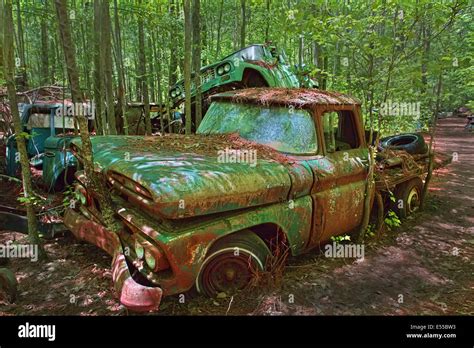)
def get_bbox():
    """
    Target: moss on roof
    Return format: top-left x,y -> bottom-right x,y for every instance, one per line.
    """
211,87 -> 361,107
